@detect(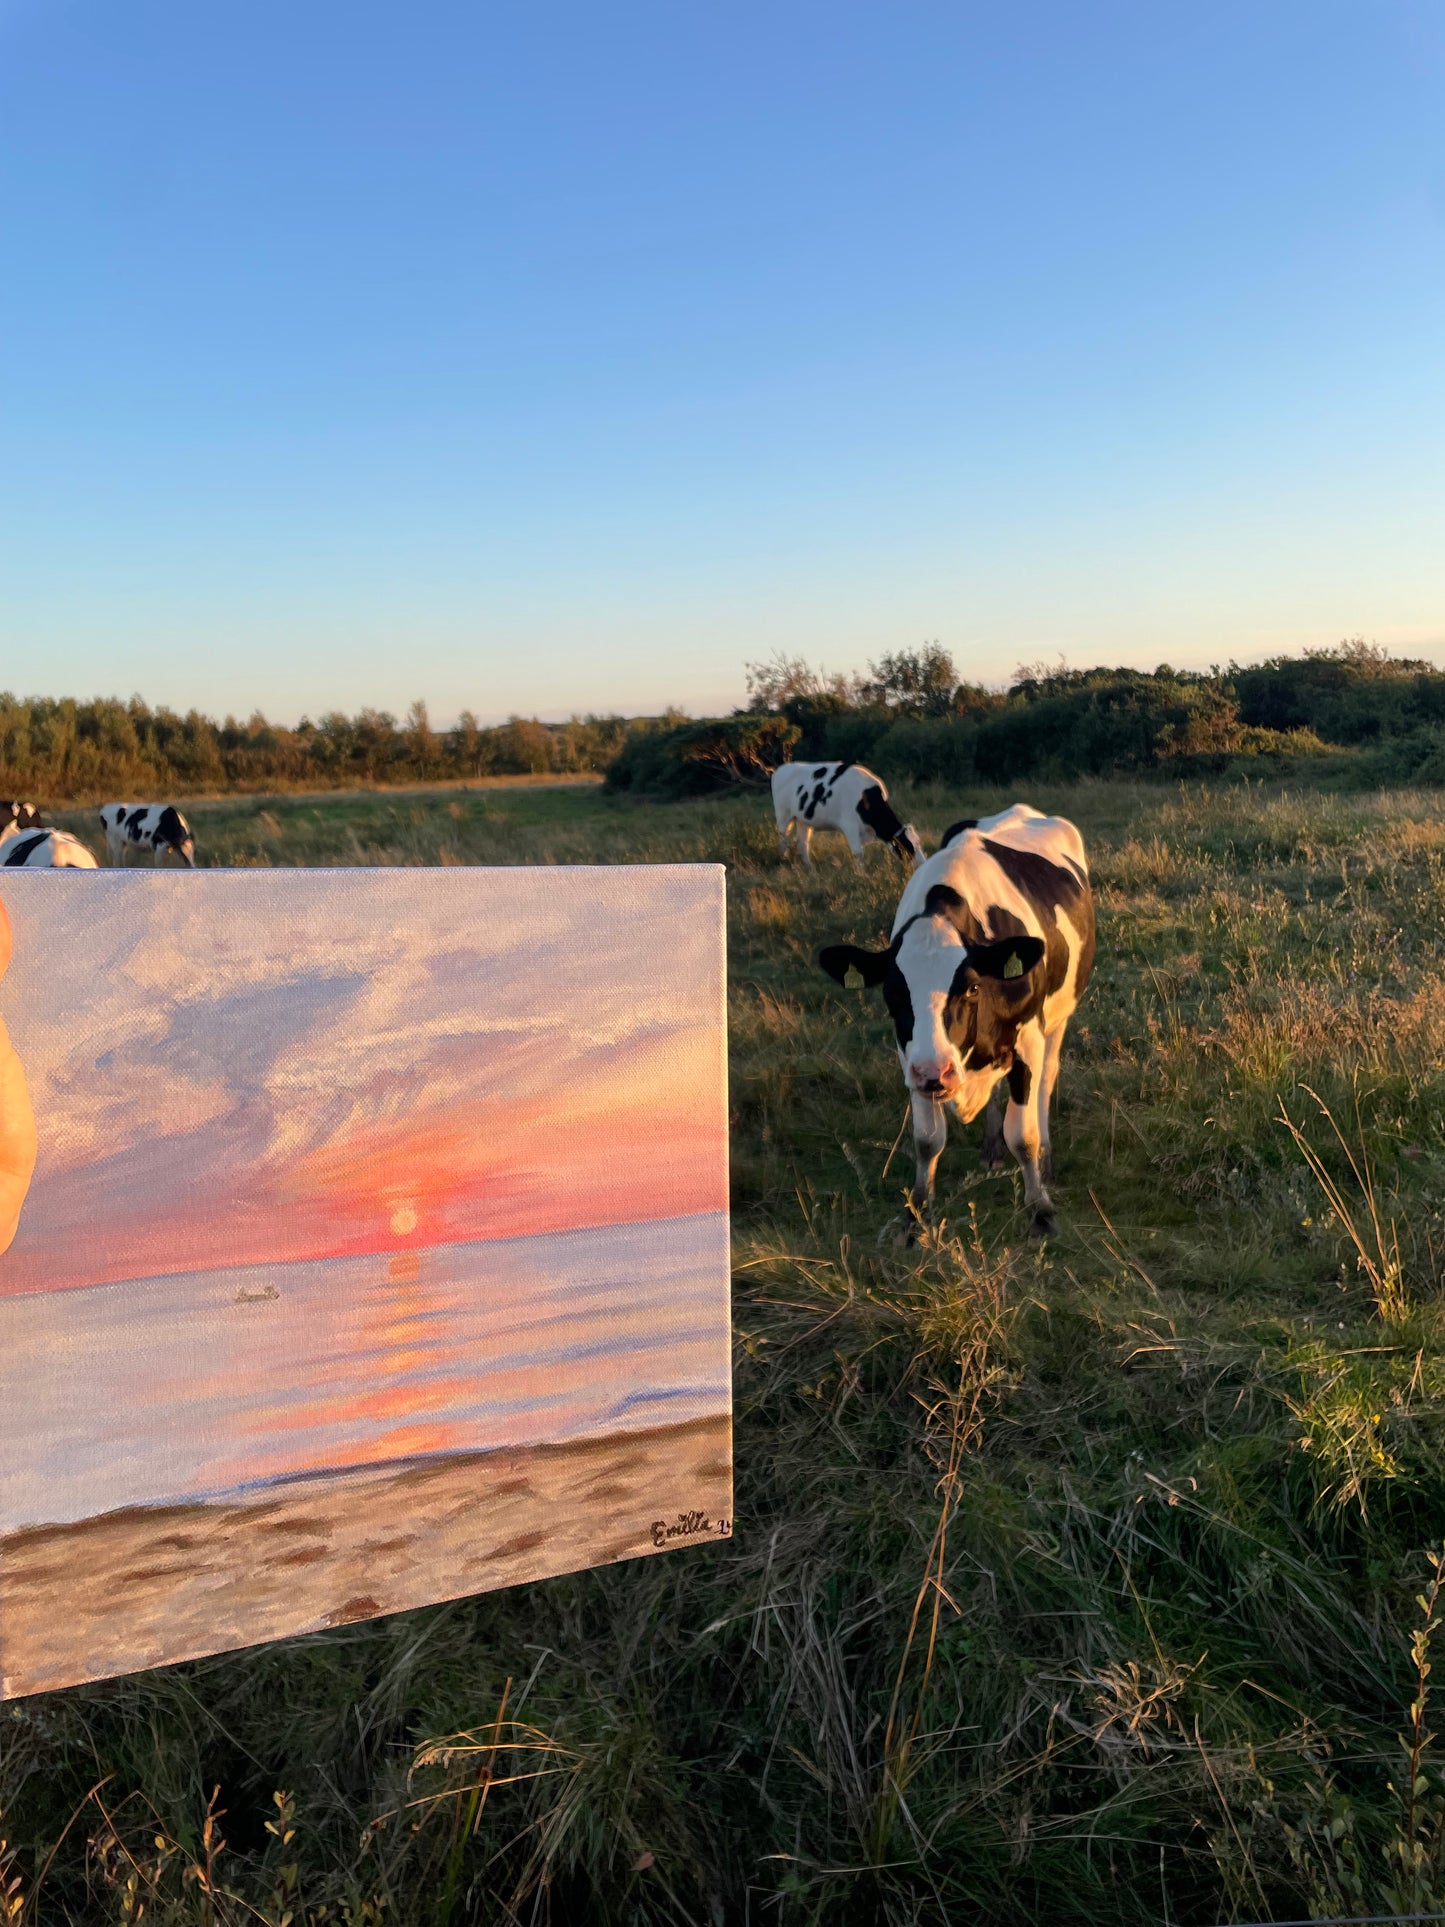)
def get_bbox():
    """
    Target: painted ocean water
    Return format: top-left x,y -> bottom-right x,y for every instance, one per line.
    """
0,1210 -> 730,1534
